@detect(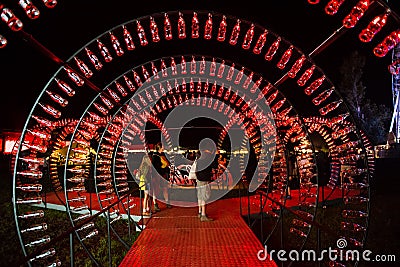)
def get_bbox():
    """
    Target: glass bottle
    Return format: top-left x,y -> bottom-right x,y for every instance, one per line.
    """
149,16 -> 160,42
136,20 -> 148,46
229,19 -> 241,45
85,47 -> 103,70
359,12 -> 389,43
163,13 -> 172,40
122,25 -> 135,50
18,0 -> 40,19
97,40 -> 112,63
304,75 -> 325,95
277,45 -> 293,69
373,29 -> 400,57
297,65 -> 315,86
288,55 -> 306,78
312,87 -> 333,105
242,24 -> 255,50
38,103 -> 61,118
325,0 -> 345,15
74,57 -> 93,78
110,32 -> 124,56
178,12 -> 186,39
319,99 -> 342,115
342,0 -> 371,28
264,37 -> 281,61
217,15 -> 227,42
191,12 -> 199,38
45,90 -> 68,107
64,66 -> 84,87
204,13 -> 213,40
253,30 -> 268,55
